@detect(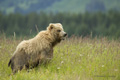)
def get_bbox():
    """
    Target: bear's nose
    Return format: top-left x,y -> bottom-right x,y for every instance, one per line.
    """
64,33 -> 67,37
